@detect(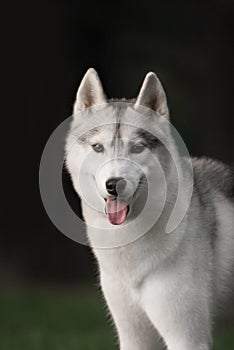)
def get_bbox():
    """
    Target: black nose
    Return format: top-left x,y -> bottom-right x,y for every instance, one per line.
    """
106,177 -> 127,196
